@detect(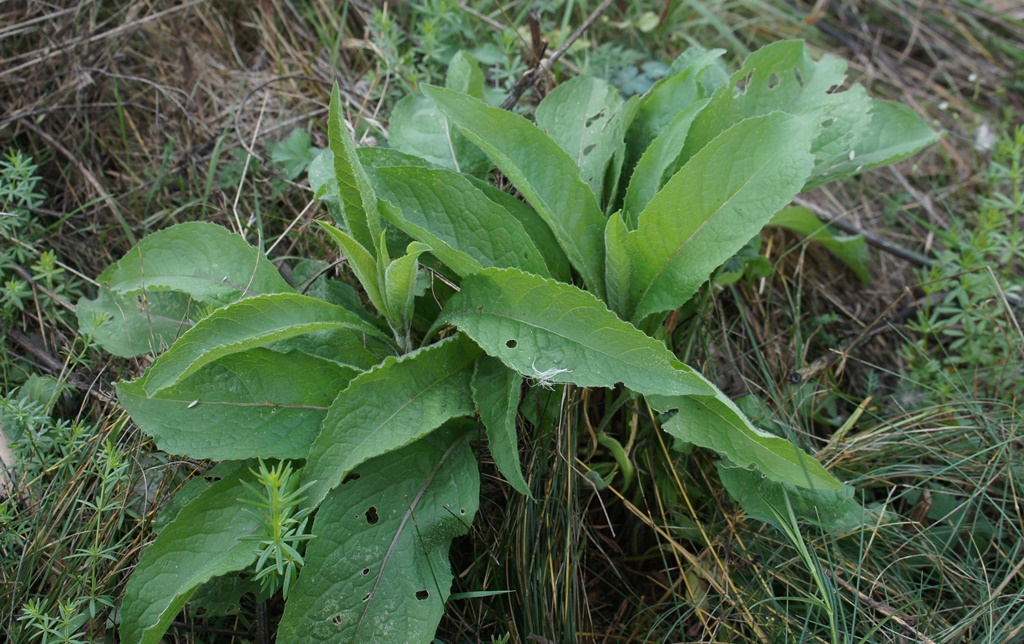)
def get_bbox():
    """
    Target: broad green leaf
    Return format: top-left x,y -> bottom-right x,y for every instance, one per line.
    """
329,84 -> 381,250
622,98 -> 709,225
370,165 -> 551,277
624,48 -> 722,170
808,99 -> 940,188
717,464 -> 867,532
118,349 -> 357,460
87,222 -> 293,302
769,206 -> 870,283
469,178 -> 571,282
279,425 -> 479,642
319,221 -> 387,316
385,53 -> 488,175
383,243 -> 427,333
445,50 -> 486,99
651,393 -> 844,493
535,75 -> 624,201
628,112 -> 816,322
423,85 -> 607,297
472,356 -> 530,496
77,222 -> 294,357
120,466 -> 261,644
78,289 -> 193,358
356,146 -> 571,281
303,334 -> 480,507
678,40 -> 937,188
130,293 -> 384,396
440,268 -> 716,397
